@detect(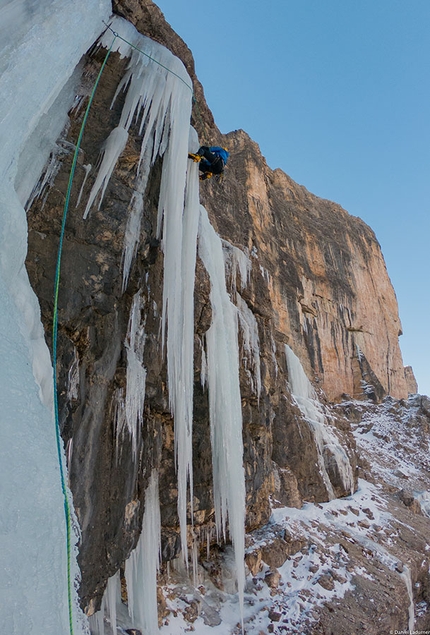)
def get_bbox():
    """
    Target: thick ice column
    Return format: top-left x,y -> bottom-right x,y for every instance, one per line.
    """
198,206 -> 246,615
125,470 -> 161,634
171,128 -> 200,562
0,1 -> 111,633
